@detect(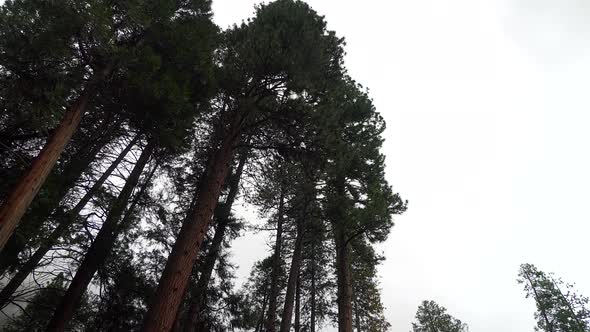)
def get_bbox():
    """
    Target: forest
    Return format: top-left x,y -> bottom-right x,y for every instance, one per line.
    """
0,0 -> 589,331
